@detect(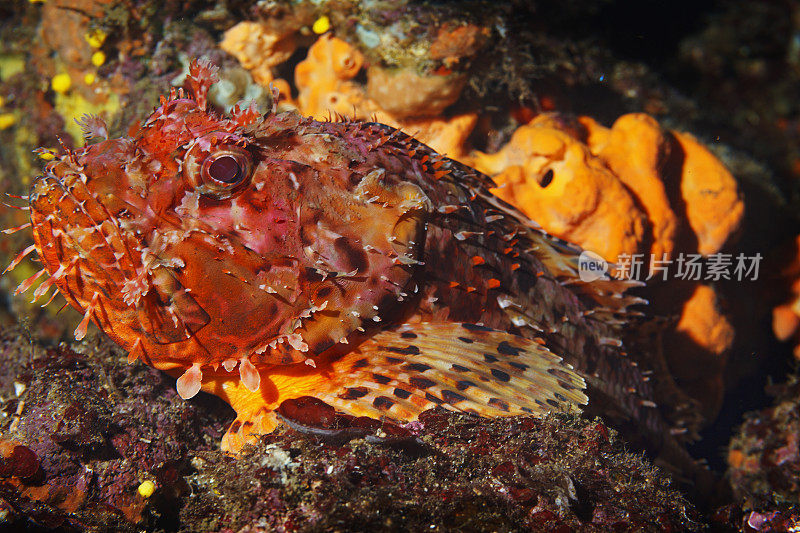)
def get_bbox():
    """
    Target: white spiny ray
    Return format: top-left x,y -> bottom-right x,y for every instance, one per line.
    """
31,276 -> 55,302
1,222 -> 32,234
39,288 -> 60,308
3,244 -> 36,274
74,293 -> 100,341
14,269 -> 46,295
